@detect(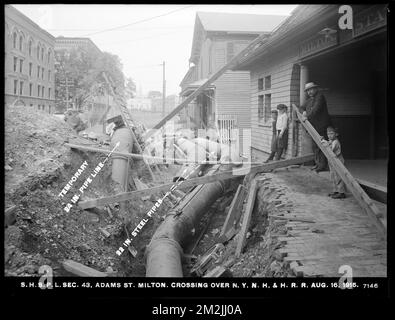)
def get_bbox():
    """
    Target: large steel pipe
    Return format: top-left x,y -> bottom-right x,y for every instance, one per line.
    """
146,165 -> 230,277
110,127 -> 134,188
